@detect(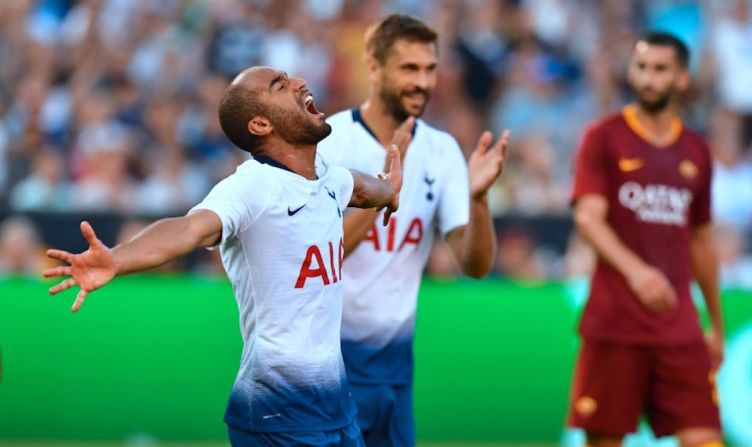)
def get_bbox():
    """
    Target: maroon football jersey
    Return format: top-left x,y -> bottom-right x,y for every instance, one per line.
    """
571,105 -> 713,344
